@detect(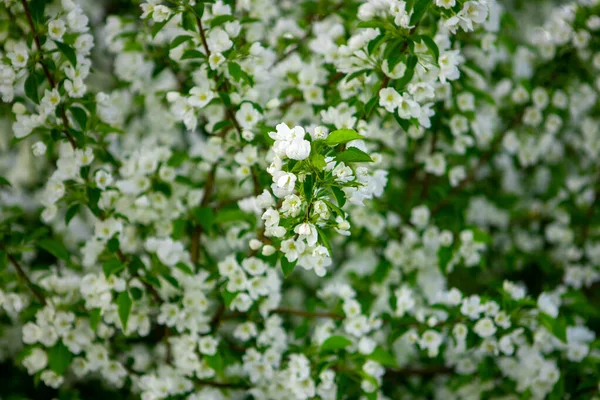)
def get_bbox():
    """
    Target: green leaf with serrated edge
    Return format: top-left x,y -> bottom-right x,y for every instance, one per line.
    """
331,186 -> 346,208
39,239 -> 69,261
117,291 -> 132,331
103,259 -> 124,278
321,335 -> 353,351
324,129 -> 364,146
54,41 -> 77,67
281,256 -> 297,277
335,147 -> 373,163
